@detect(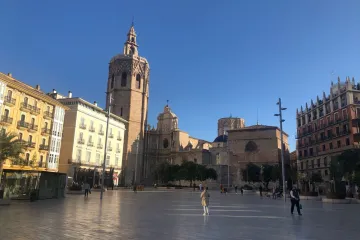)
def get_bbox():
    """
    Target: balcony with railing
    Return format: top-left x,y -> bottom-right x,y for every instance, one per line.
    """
20,103 -> 40,115
97,144 -> 103,149
116,148 -> 121,153
79,123 -> 86,129
28,124 -> 38,133
31,106 -> 40,115
99,130 -> 104,135
78,138 -> 85,144
109,133 -> 114,138
0,116 -> 13,125
3,96 -> 16,106
43,111 -> 53,120
107,146 -> 113,151
89,126 -> 96,132
39,144 -> 49,151
41,128 -> 51,135
38,161 -> 46,168
26,142 -> 36,148
17,121 -> 29,130
87,141 -> 94,147
117,136 -> 122,141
